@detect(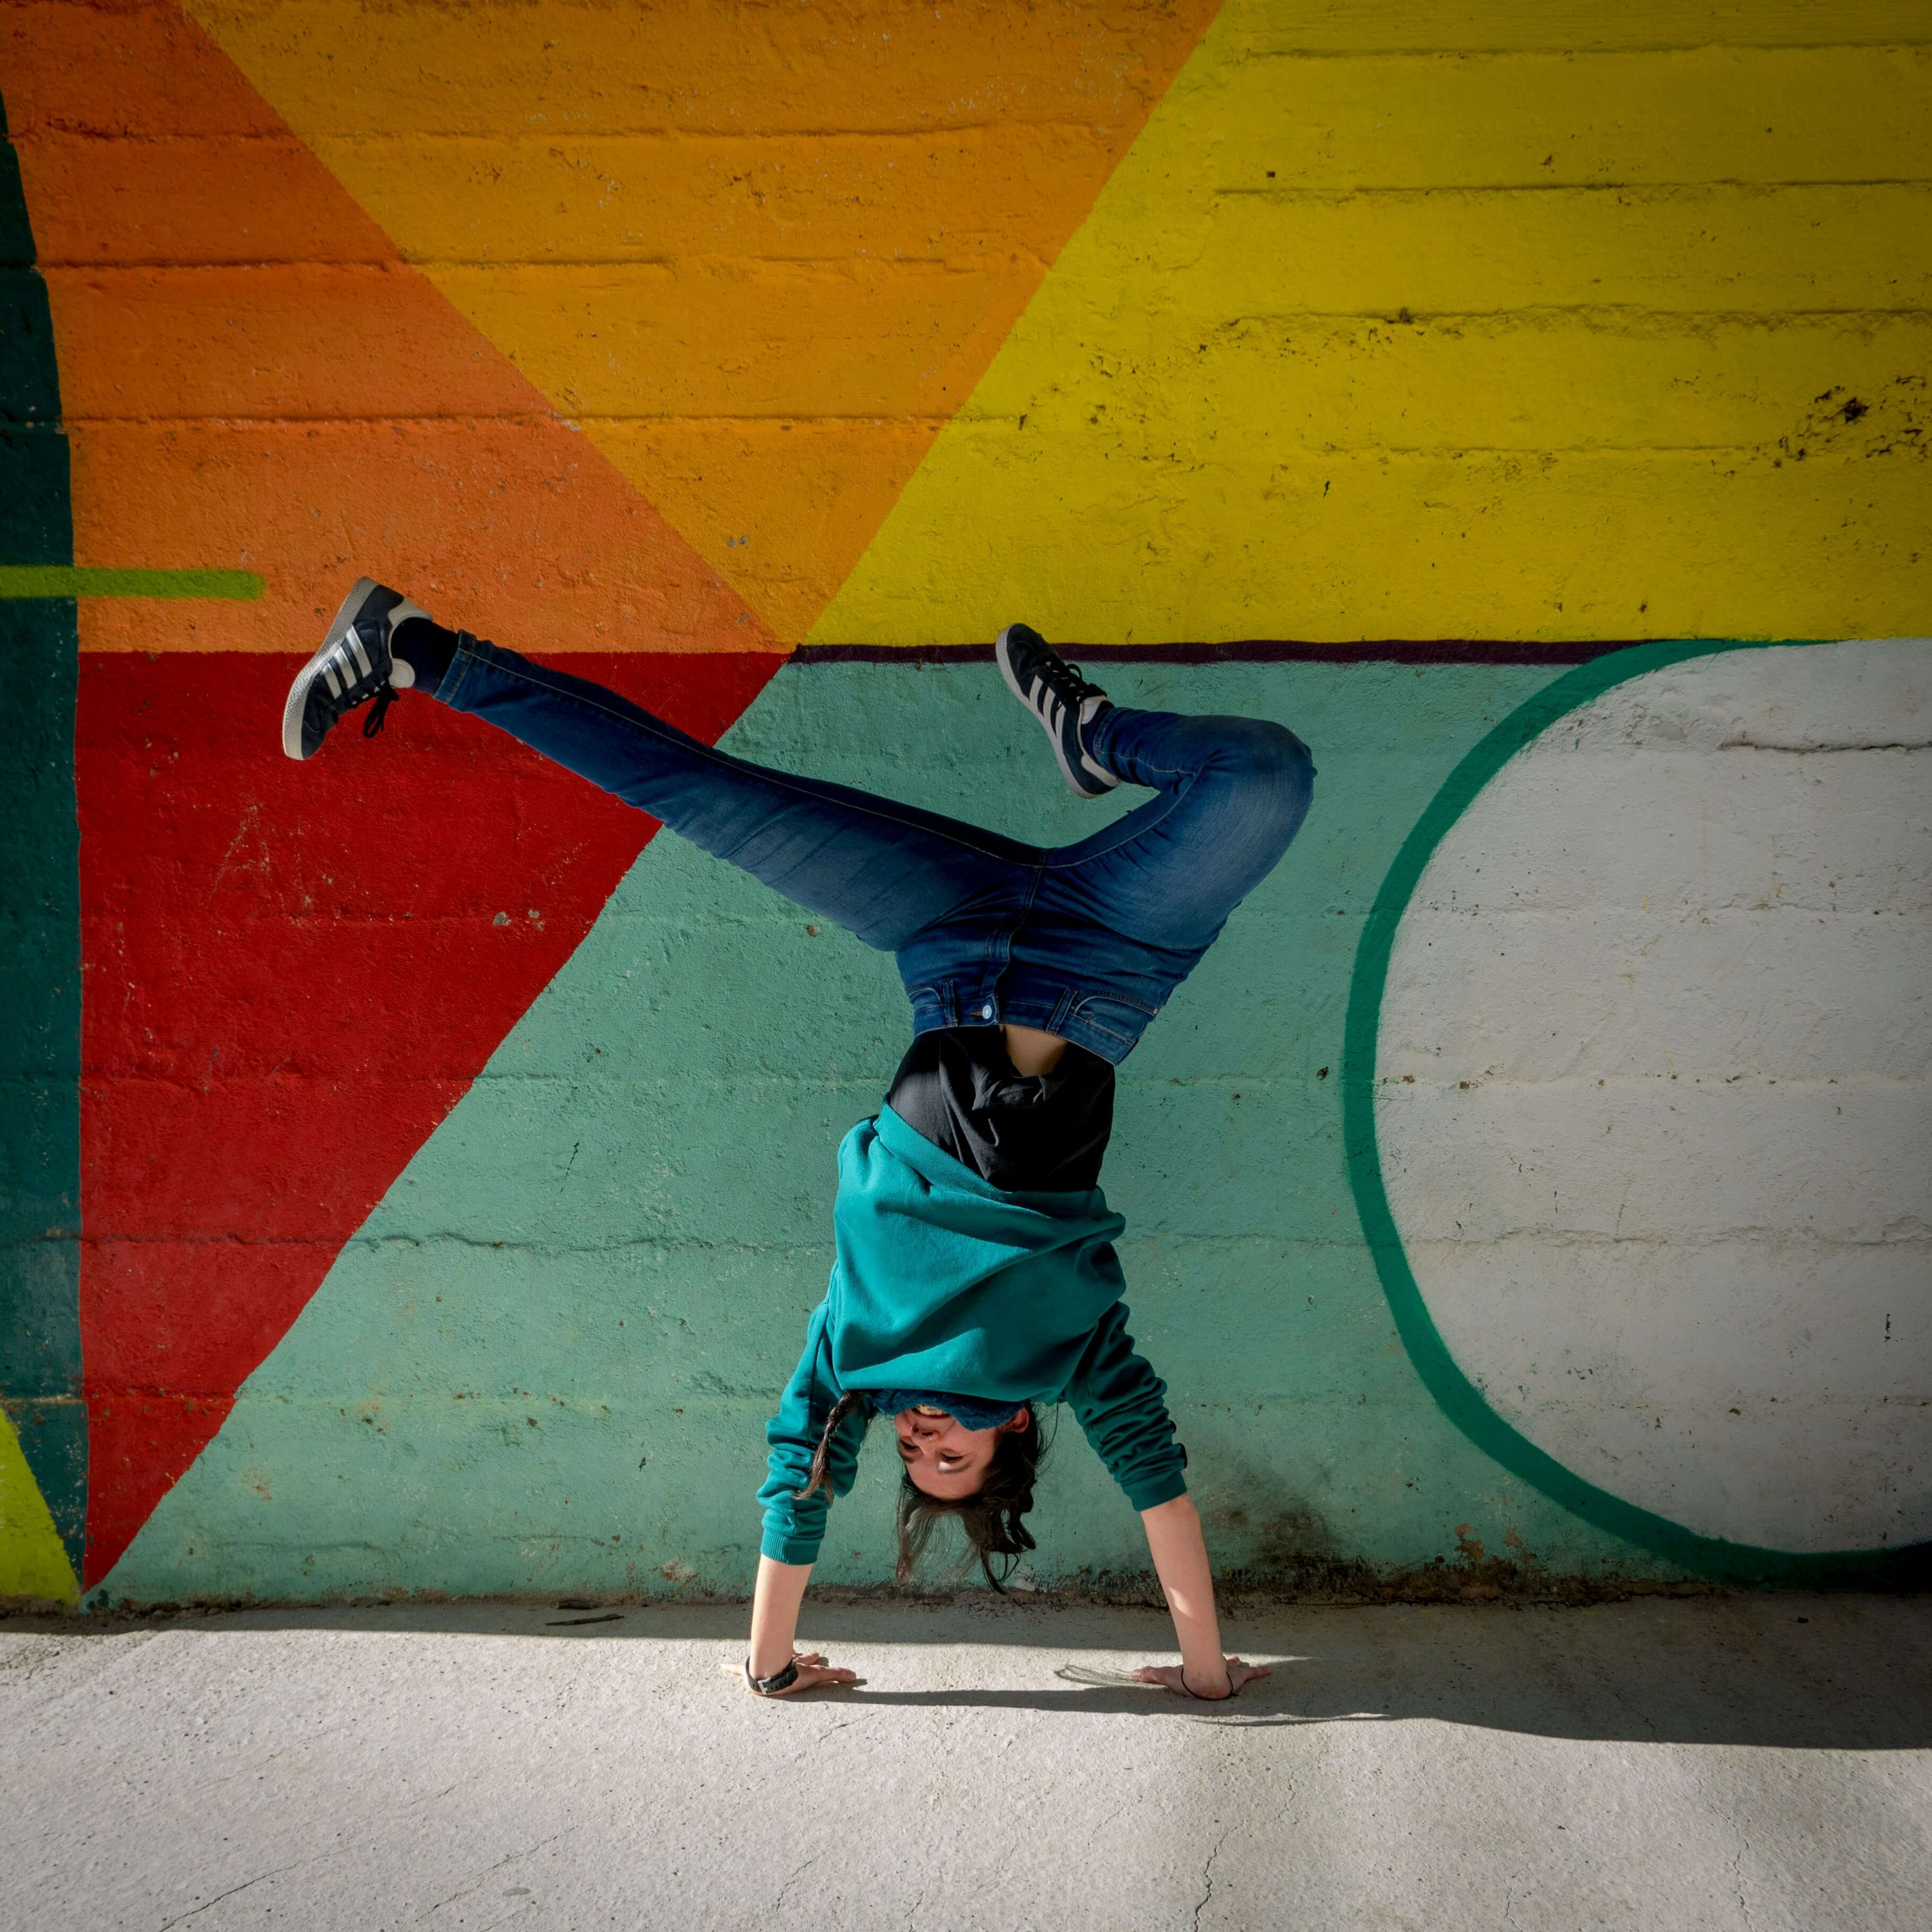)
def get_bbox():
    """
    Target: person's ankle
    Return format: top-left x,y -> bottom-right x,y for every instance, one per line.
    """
1077,695 -> 1117,777
392,617 -> 459,696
